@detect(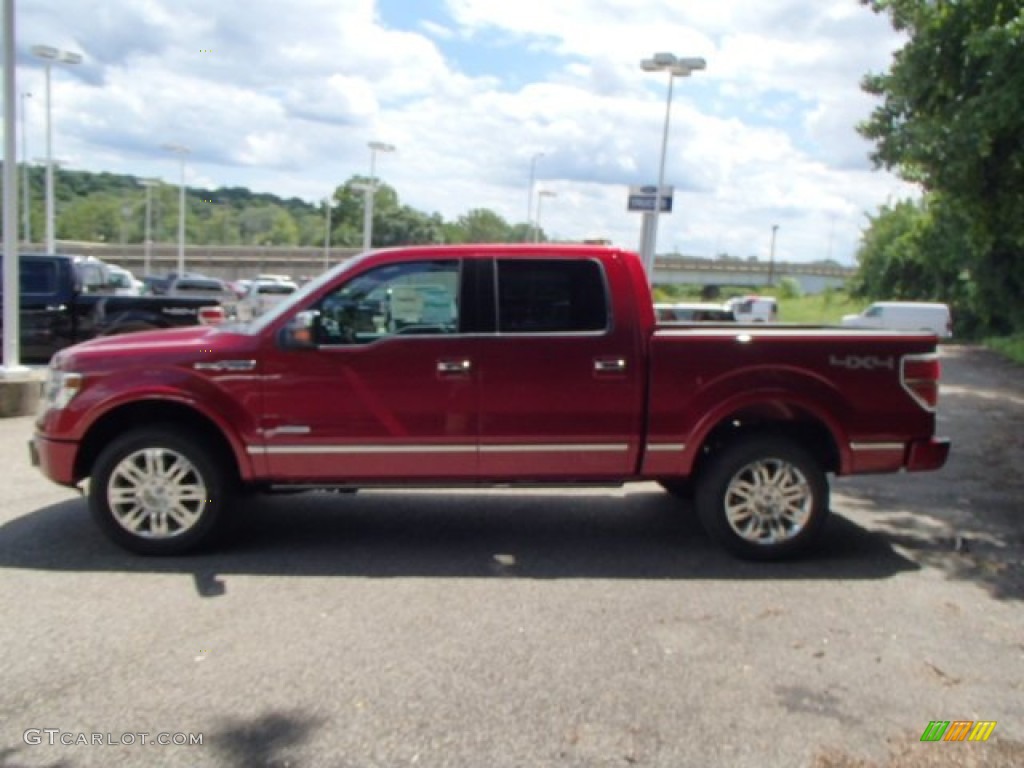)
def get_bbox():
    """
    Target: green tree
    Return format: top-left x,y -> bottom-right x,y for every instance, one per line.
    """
296,207 -> 328,247
850,199 -> 930,300
508,222 -> 534,243
776,277 -> 803,300
453,208 -> 512,243
57,196 -> 120,242
374,207 -> 443,246
858,0 -> 1024,334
